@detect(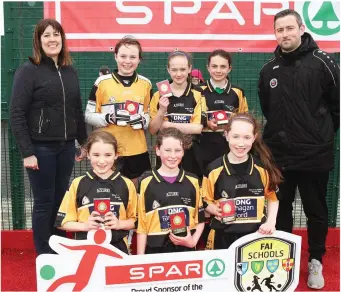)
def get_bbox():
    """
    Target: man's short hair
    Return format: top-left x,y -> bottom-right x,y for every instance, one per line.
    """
274,9 -> 303,28
99,65 -> 110,75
